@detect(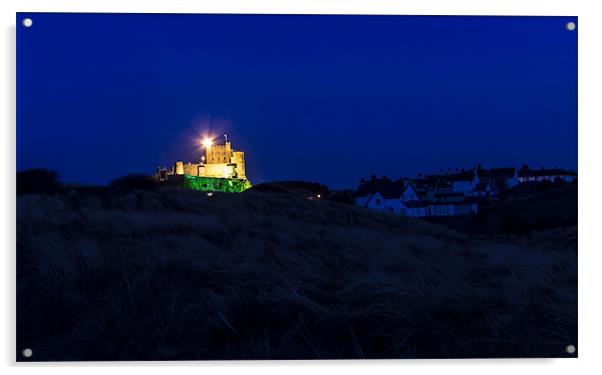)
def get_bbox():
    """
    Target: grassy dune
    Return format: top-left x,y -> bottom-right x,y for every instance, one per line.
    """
17,188 -> 577,360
